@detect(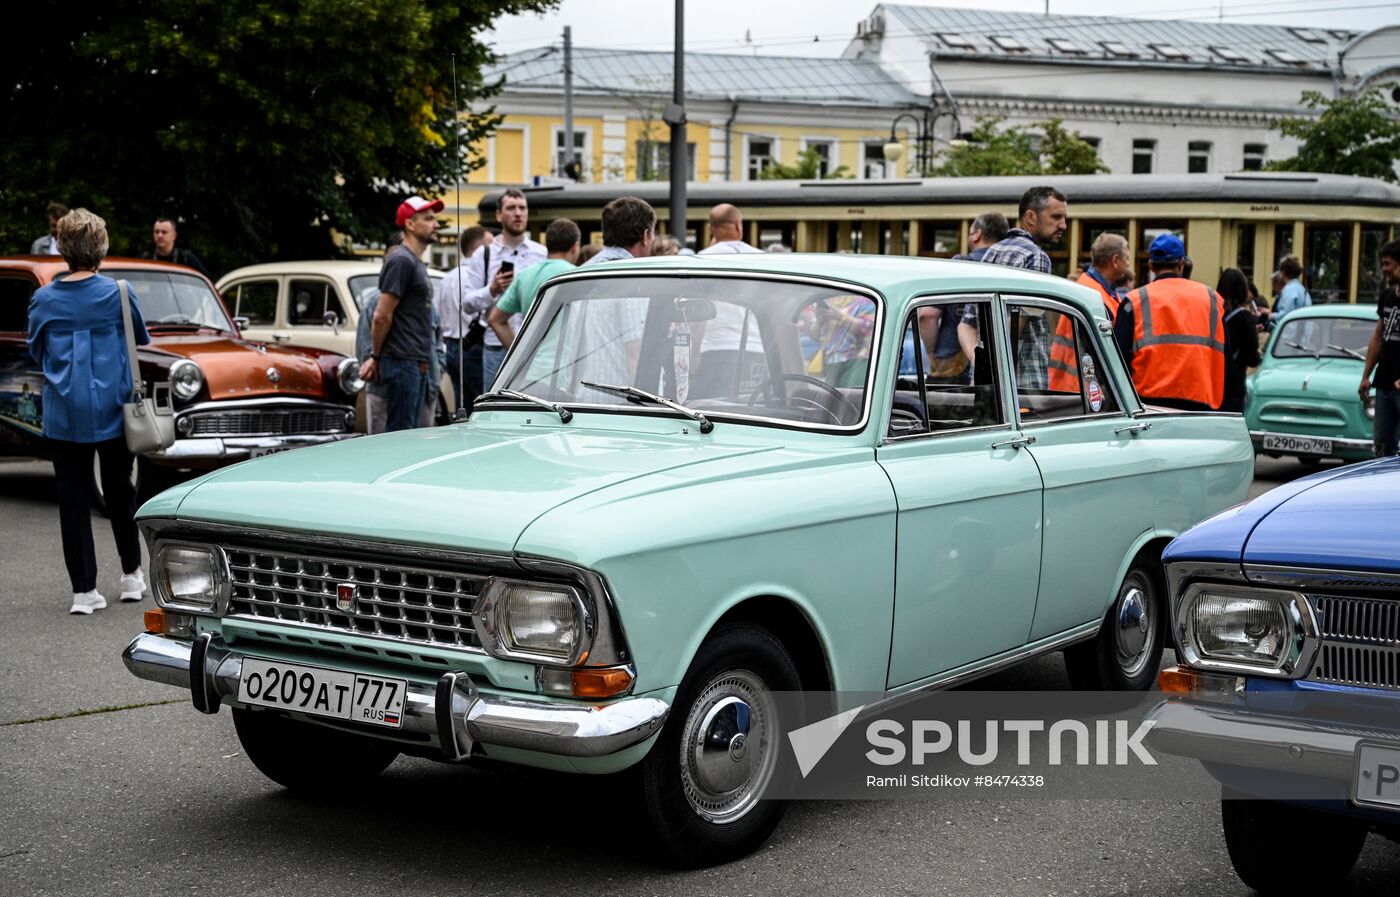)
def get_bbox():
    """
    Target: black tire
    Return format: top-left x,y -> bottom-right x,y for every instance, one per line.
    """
1221,790 -> 1366,894
1064,557 -> 1165,691
232,707 -> 399,792
1297,454 -> 1323,466
633,623 -> 801,867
